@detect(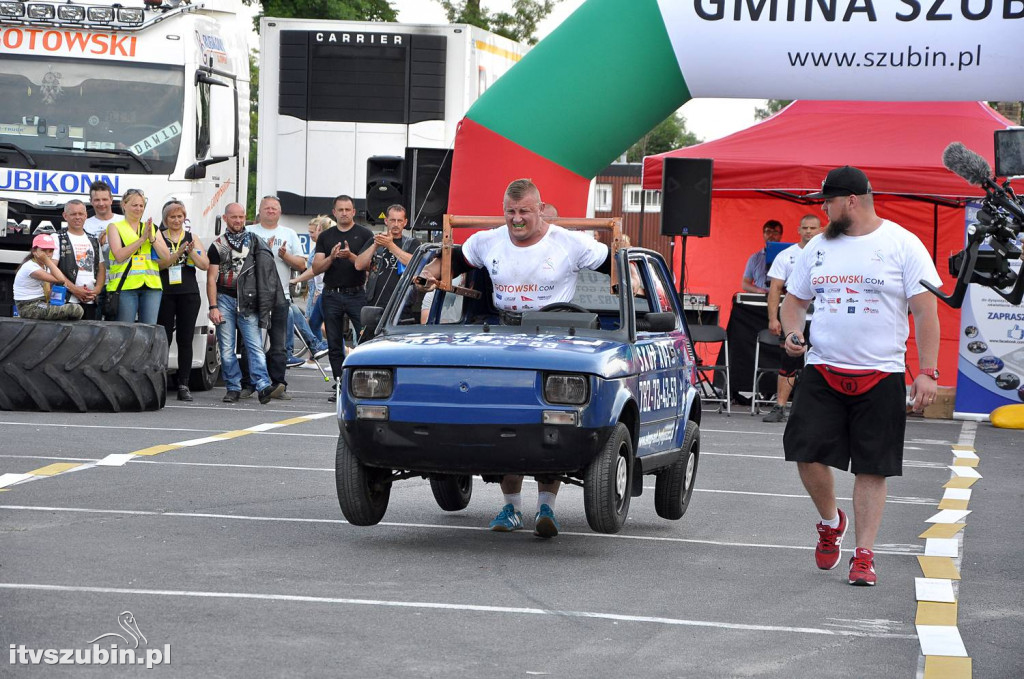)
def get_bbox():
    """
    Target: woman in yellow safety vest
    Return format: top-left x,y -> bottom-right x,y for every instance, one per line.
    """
106,188 -> 171,324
